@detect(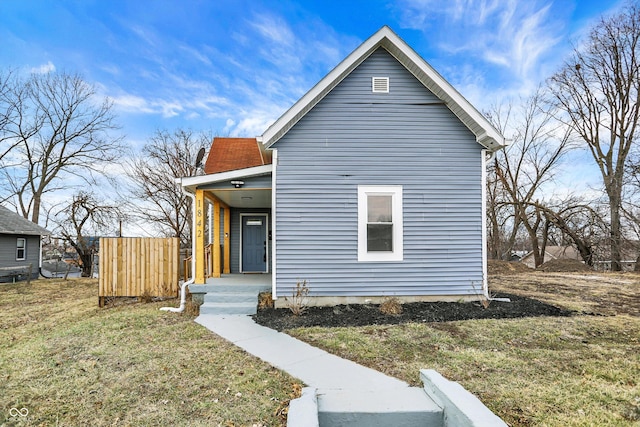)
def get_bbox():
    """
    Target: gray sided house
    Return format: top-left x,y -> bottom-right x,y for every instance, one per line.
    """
180,26 -> 505,307
0,205 -> 51,282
